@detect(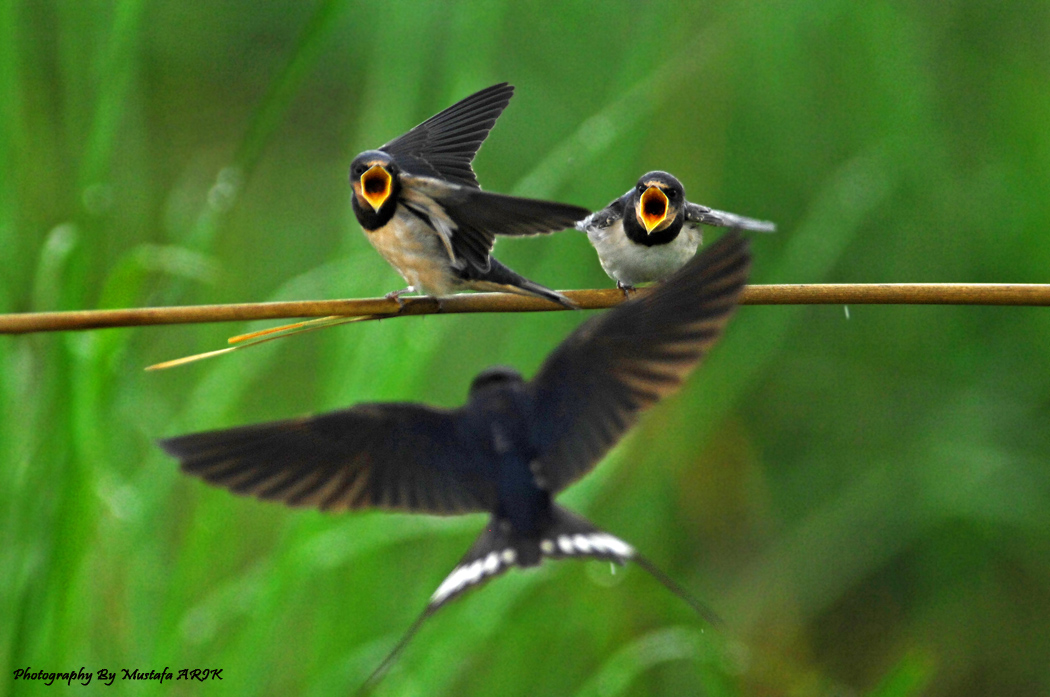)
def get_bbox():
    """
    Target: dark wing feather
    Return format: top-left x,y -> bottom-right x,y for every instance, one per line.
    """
381,83 -> 514,188
401,174 -> 590,272
684,202 -> 776,233
443,188 -> 591,239
527,232 -> 752,493
574,191 -> 631,232
159,404 -> 497,515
